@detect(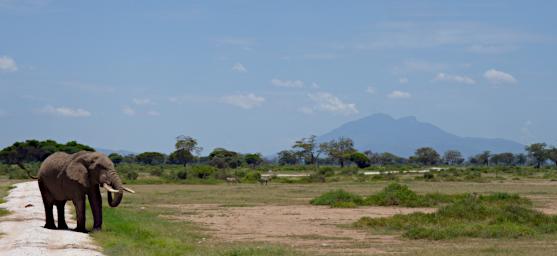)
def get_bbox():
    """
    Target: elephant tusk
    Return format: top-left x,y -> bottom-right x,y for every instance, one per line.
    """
103,183 -> 120,193
122,186 -> 136,194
